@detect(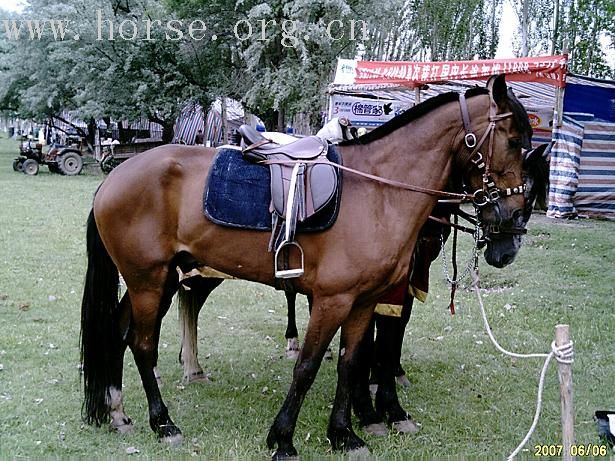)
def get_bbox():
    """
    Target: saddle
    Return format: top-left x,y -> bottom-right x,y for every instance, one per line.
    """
238,125 -> 339,279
